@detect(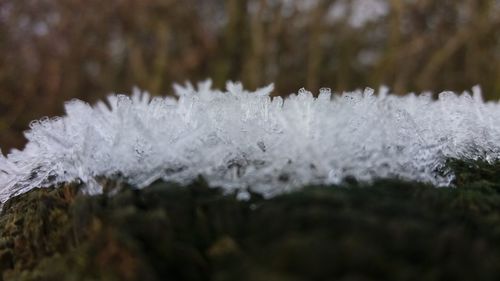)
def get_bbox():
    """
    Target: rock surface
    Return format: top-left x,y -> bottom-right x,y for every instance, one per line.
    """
2,160 -> 500,281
